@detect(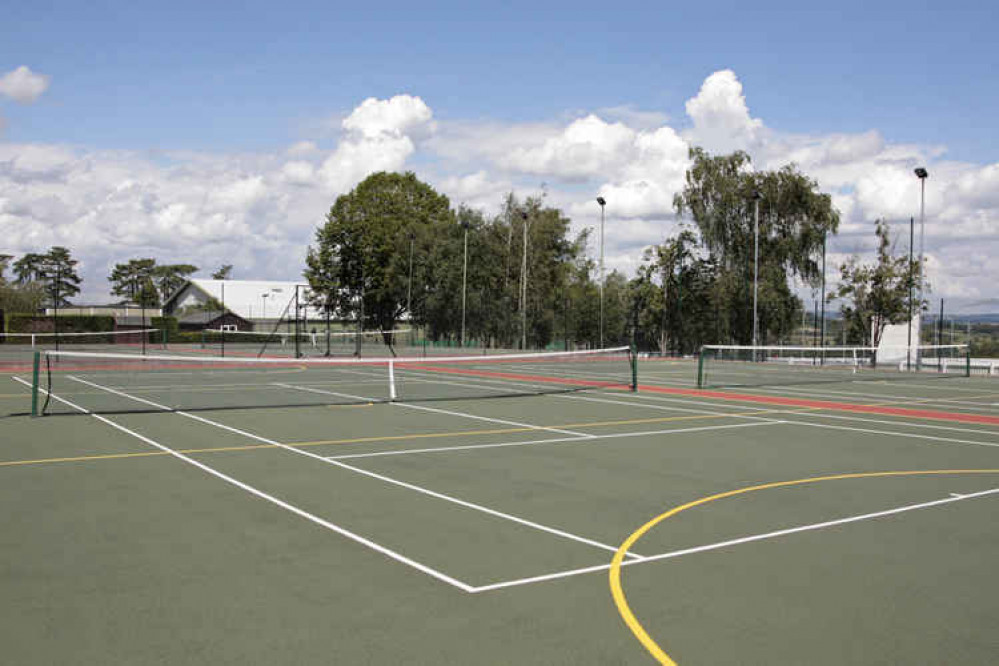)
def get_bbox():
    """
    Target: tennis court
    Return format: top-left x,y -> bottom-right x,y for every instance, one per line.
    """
1,349 -> 997,664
